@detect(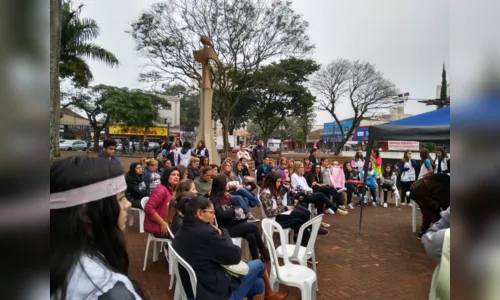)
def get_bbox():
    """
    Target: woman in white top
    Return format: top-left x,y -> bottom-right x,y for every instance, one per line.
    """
51,156 -> 144,300
434,146 -> 450,175
419,148 -> 434,179
237,144 -> 252,165
351,150 -> 365,173
290,161 -> 347,224
397,150 -> 417,205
